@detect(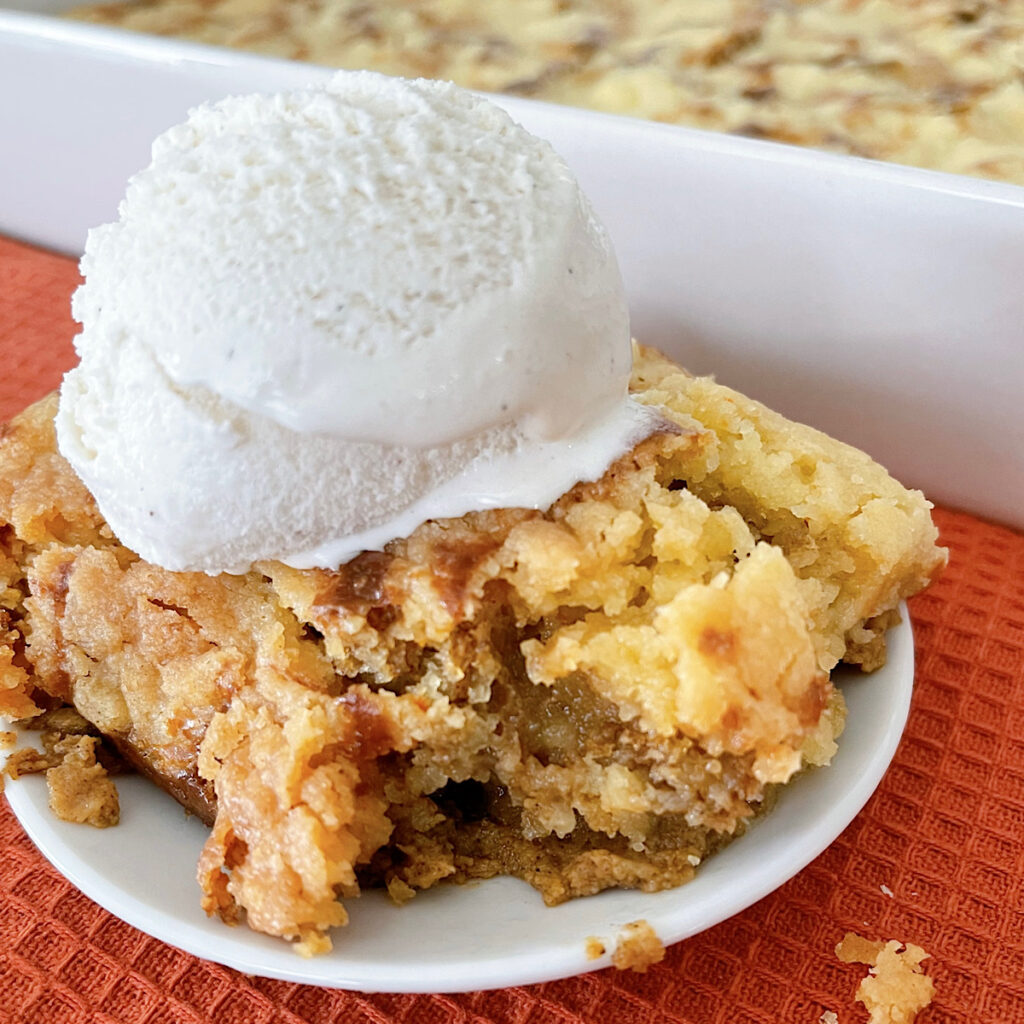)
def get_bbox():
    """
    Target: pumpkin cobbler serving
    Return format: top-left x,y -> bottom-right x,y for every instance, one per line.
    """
0,73 -> 944,955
